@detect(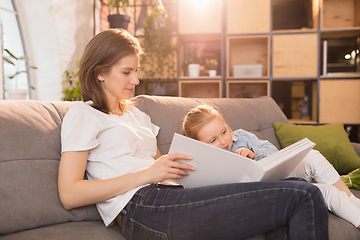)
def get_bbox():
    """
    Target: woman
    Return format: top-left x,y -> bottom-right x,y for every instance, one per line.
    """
58,29 -> 329,240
